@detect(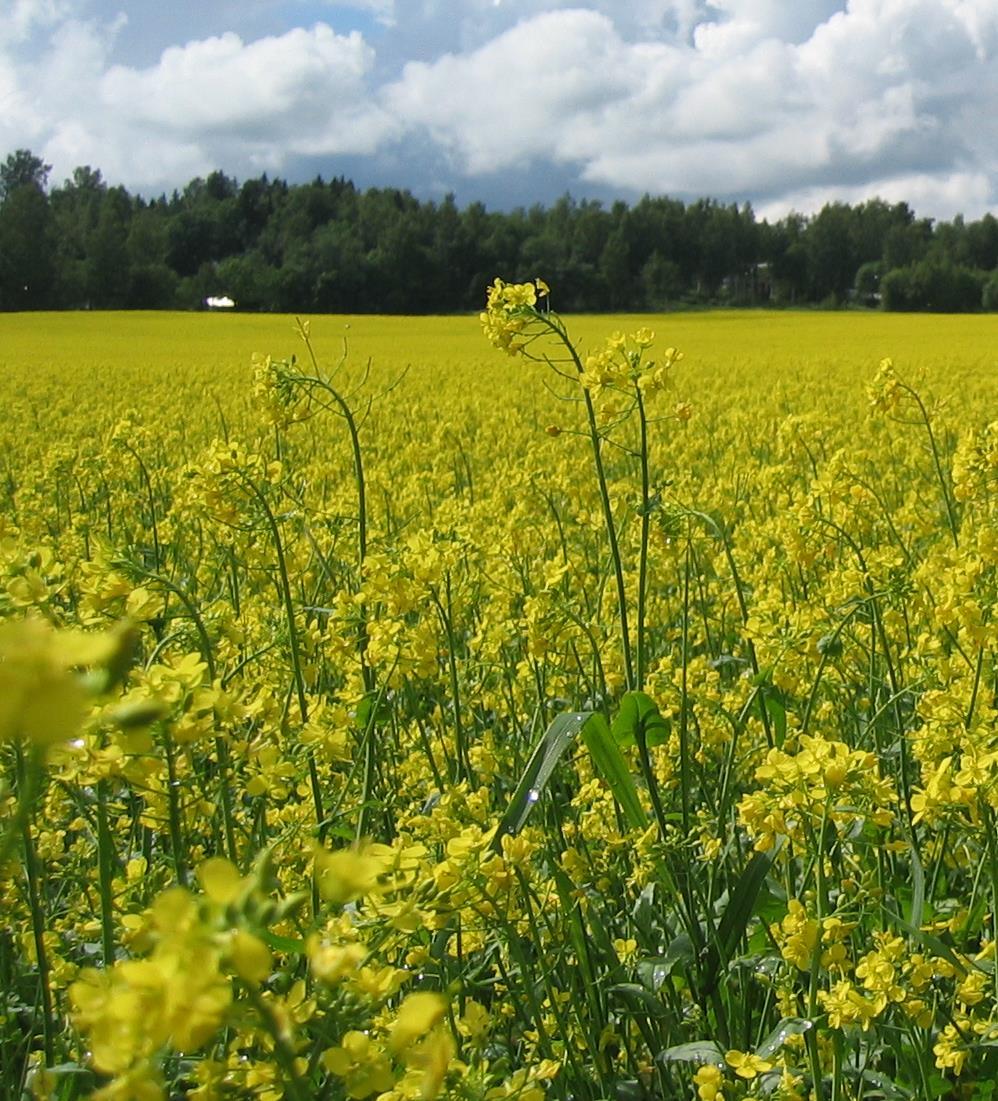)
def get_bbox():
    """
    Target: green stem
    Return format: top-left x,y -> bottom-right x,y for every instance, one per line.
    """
162,725 -> 188,887
679,542 -> 692,838
535,312 -> 635,691
635,384 -> 651,690
96,779 -> 117,966
242,475 -> 325,835
903,383 -> 959,547
241,982 -> 310,1101
16,746 -> 55,1066
581,385 -> 635,692
296,324 -> 373,694
0,742 -> 43,871
123,442 -> 162,572
984,807 -> 998,1008
433,576 -> 470,783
